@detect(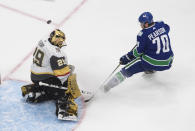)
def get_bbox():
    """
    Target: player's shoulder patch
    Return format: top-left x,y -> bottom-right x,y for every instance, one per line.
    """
38,40 -> 45,47
138,31 -> 143,37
